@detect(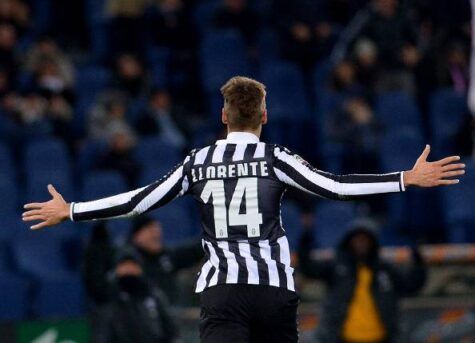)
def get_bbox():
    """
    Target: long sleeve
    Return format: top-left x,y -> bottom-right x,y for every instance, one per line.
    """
71,156 -> 191,222
273,146 -> 405,200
